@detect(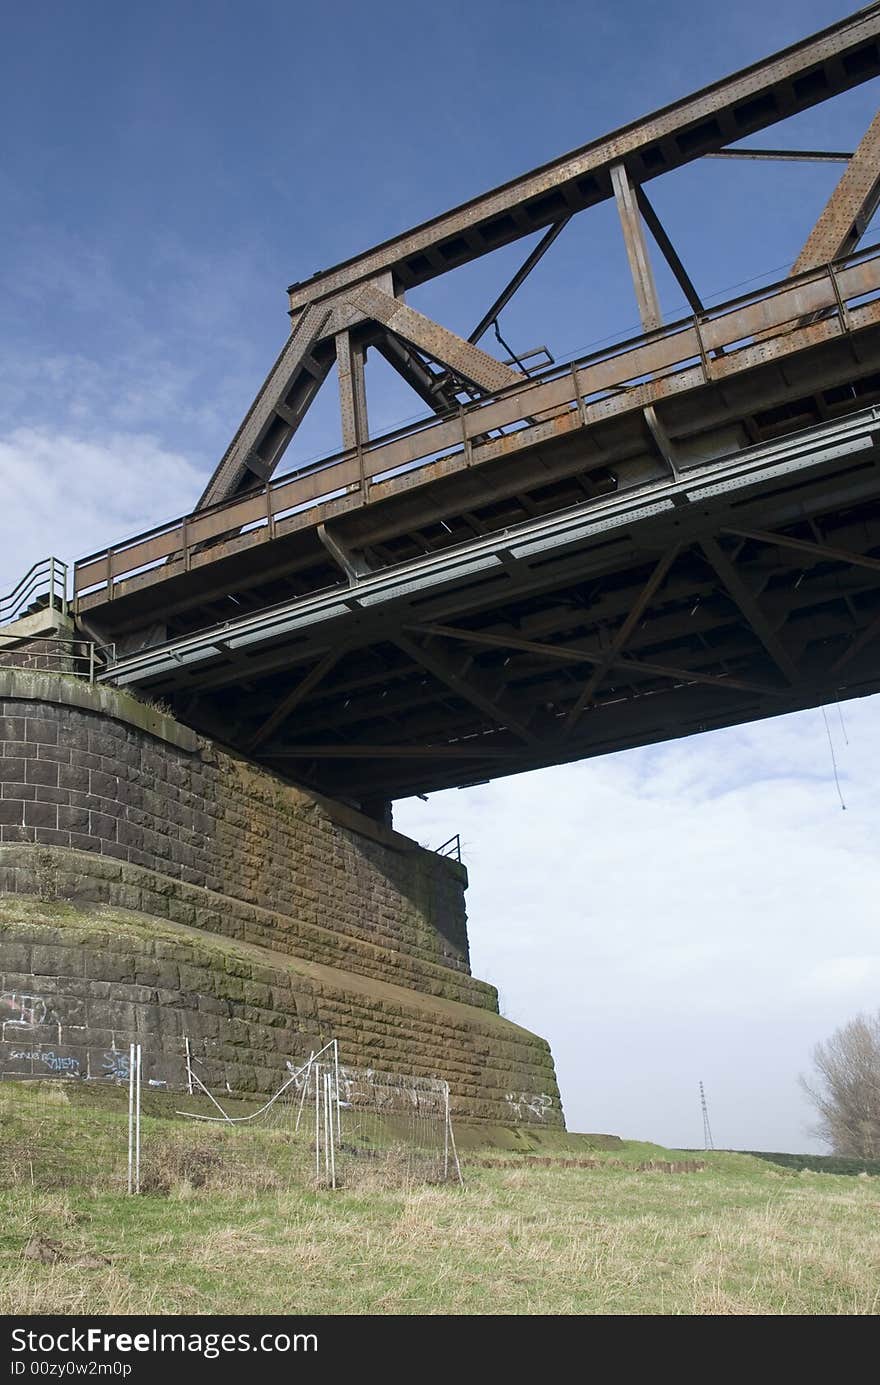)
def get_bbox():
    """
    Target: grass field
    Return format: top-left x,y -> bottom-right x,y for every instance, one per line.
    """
1,1084 -> 878,1315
